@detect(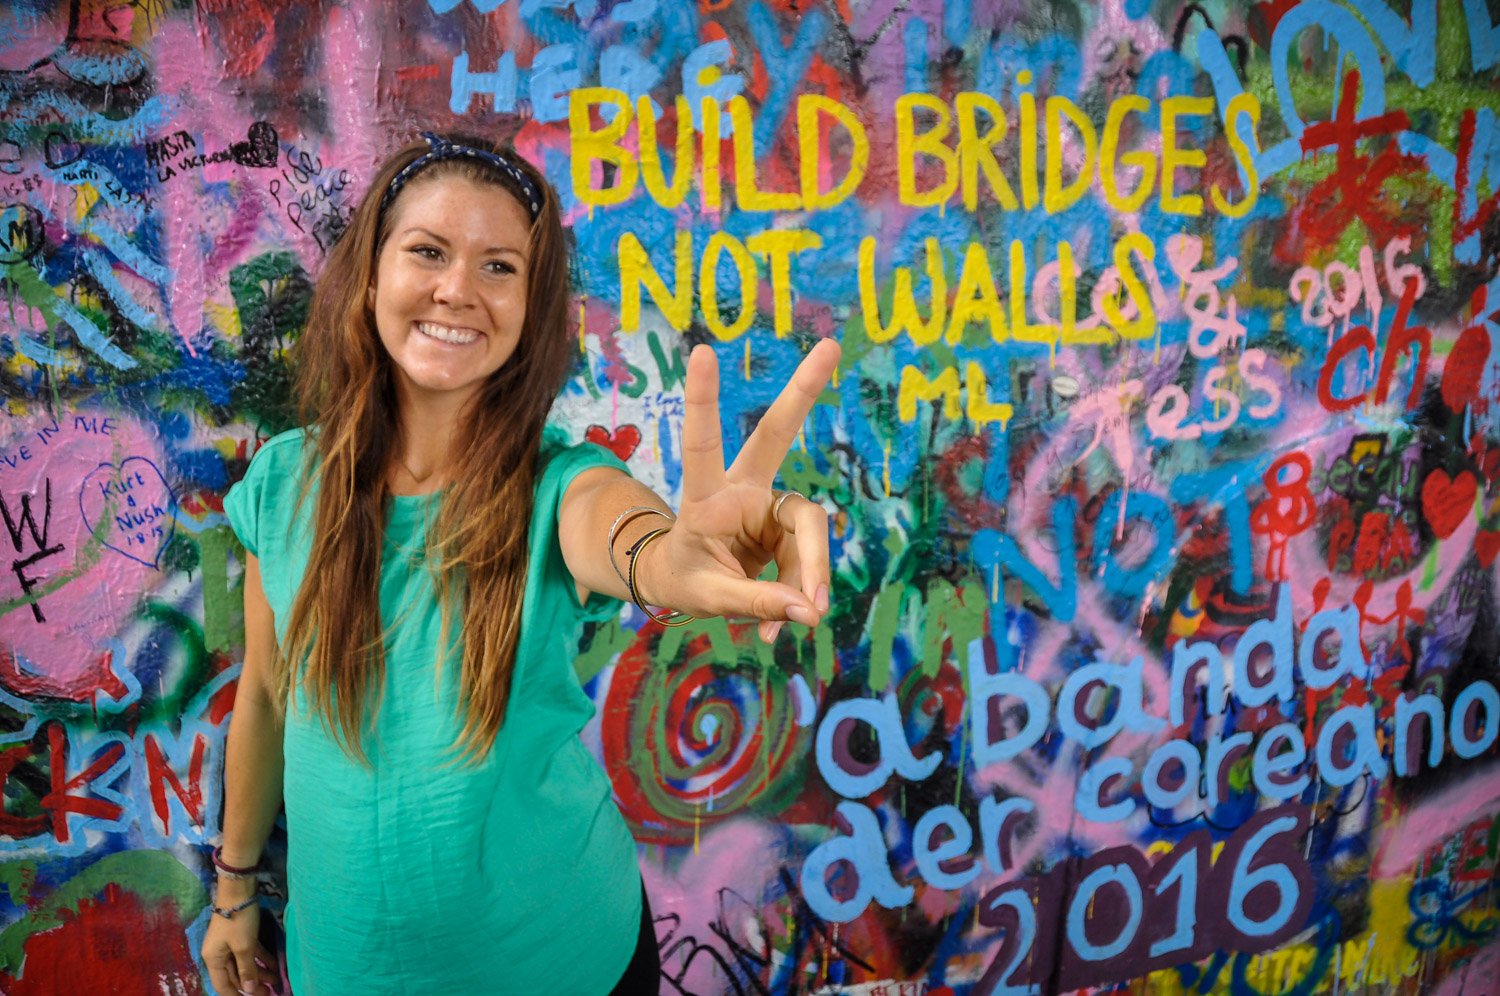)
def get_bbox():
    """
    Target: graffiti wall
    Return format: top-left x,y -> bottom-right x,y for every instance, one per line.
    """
2,0 -> 1500,991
